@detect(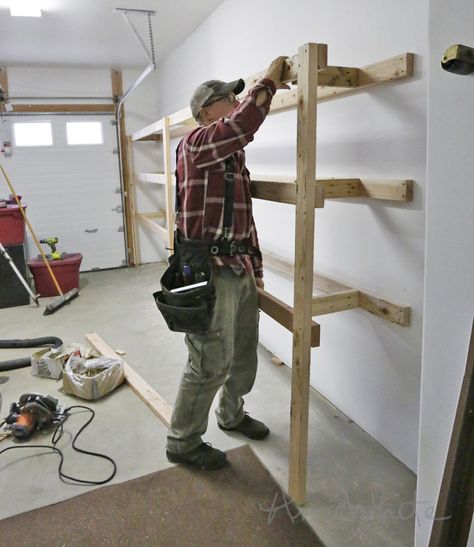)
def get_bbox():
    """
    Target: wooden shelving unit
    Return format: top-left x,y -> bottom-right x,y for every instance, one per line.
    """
126,43 -> 414,504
